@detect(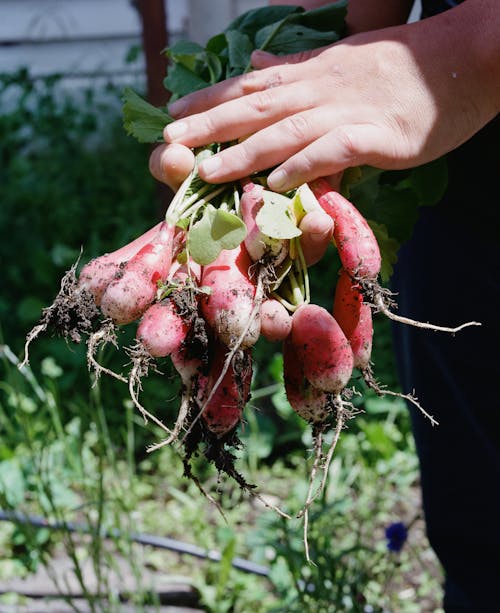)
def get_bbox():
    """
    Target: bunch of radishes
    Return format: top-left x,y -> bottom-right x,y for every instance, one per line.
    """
22,148 -> 479,532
